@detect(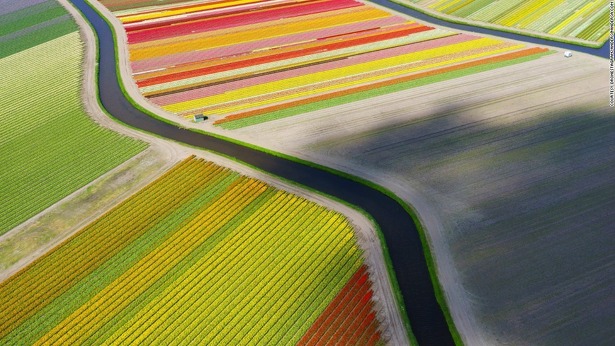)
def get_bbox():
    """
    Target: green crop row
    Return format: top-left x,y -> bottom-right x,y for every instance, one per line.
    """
0,14 -> 146,236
